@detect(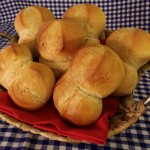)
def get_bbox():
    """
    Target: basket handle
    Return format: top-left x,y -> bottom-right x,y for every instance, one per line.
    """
138,62 -> 150,107
135,95 -> 150,114
0,32 -> 18,44
108,60 -> 150,138
143,96 -> 150,107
